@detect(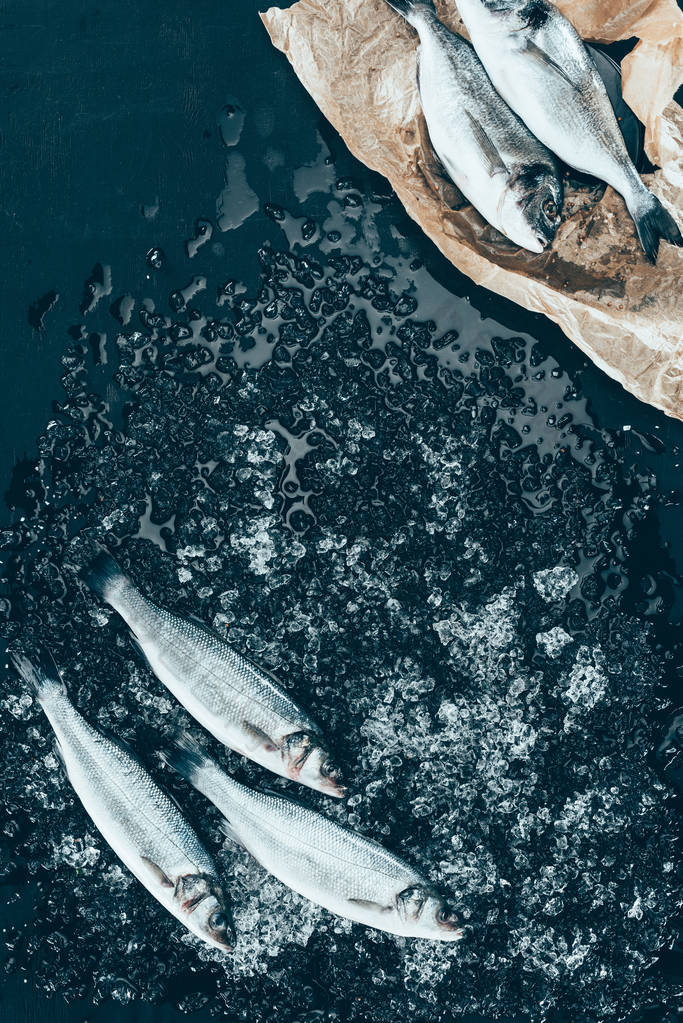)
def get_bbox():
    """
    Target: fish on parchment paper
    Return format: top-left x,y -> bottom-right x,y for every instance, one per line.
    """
83,550 -> 346,798
383,0 -> 563,254
454,0 -> 683,263
10,649 -> 234,950
162,733 -> 463,941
